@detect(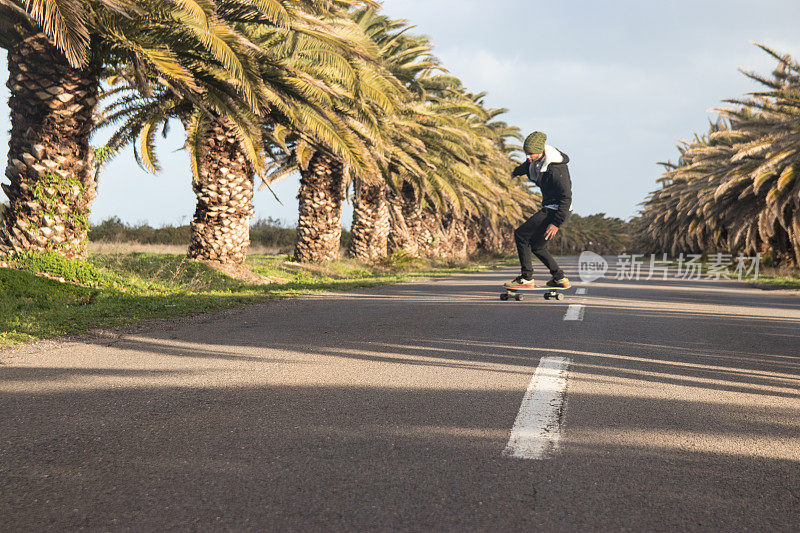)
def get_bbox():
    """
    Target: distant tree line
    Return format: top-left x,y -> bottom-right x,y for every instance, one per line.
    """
549,214 -> 631,256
